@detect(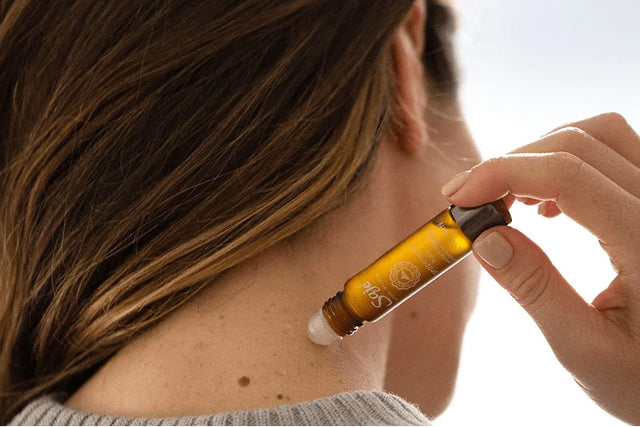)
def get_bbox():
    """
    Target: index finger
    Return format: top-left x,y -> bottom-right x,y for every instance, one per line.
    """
443,153 -> 640,247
